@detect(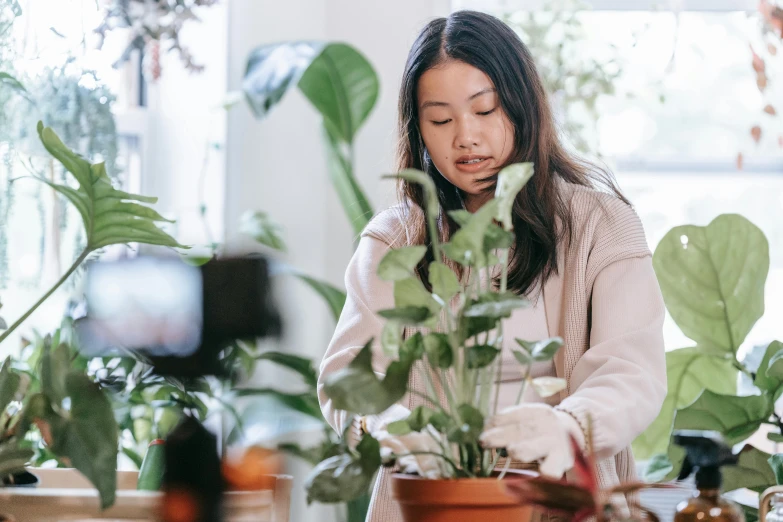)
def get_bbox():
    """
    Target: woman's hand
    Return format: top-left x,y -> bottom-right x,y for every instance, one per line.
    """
479,403 -> 584,478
